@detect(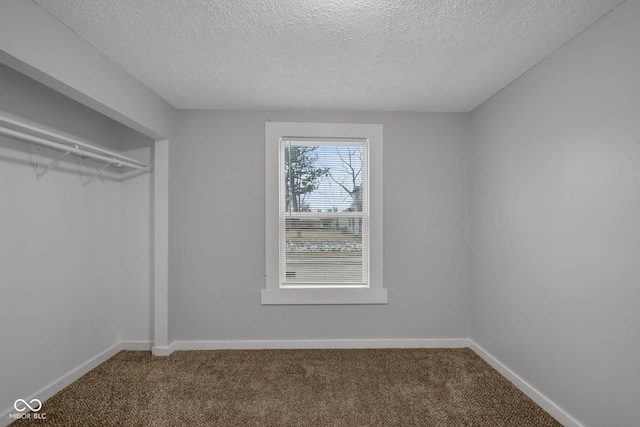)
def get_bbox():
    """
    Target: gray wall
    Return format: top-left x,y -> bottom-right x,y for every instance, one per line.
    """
0,63 -> 152,410
470,1 -> 640,426
170,110 -> 471,341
